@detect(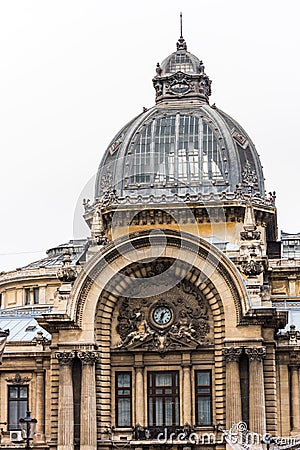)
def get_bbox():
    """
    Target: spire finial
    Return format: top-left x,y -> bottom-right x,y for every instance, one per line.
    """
176,12 -> 187,51
180,12 -> 183,38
